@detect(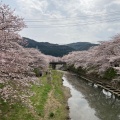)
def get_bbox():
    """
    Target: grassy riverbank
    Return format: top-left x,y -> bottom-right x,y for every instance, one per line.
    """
0,70 -> 70,120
